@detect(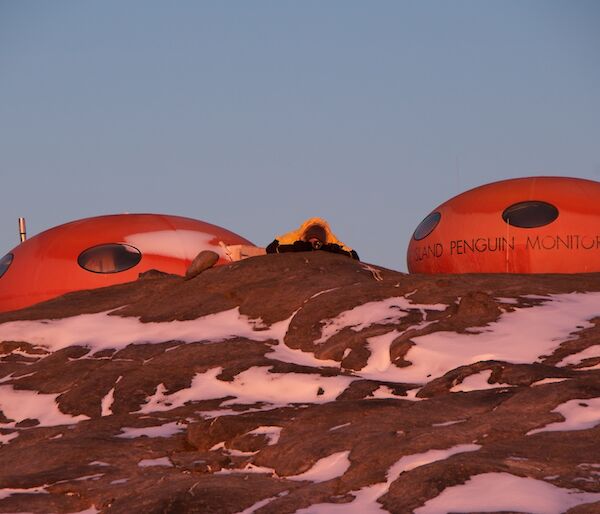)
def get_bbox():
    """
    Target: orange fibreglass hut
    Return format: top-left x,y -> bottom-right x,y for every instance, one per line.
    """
407,176 -> 600,274
0,213 -> 254,312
